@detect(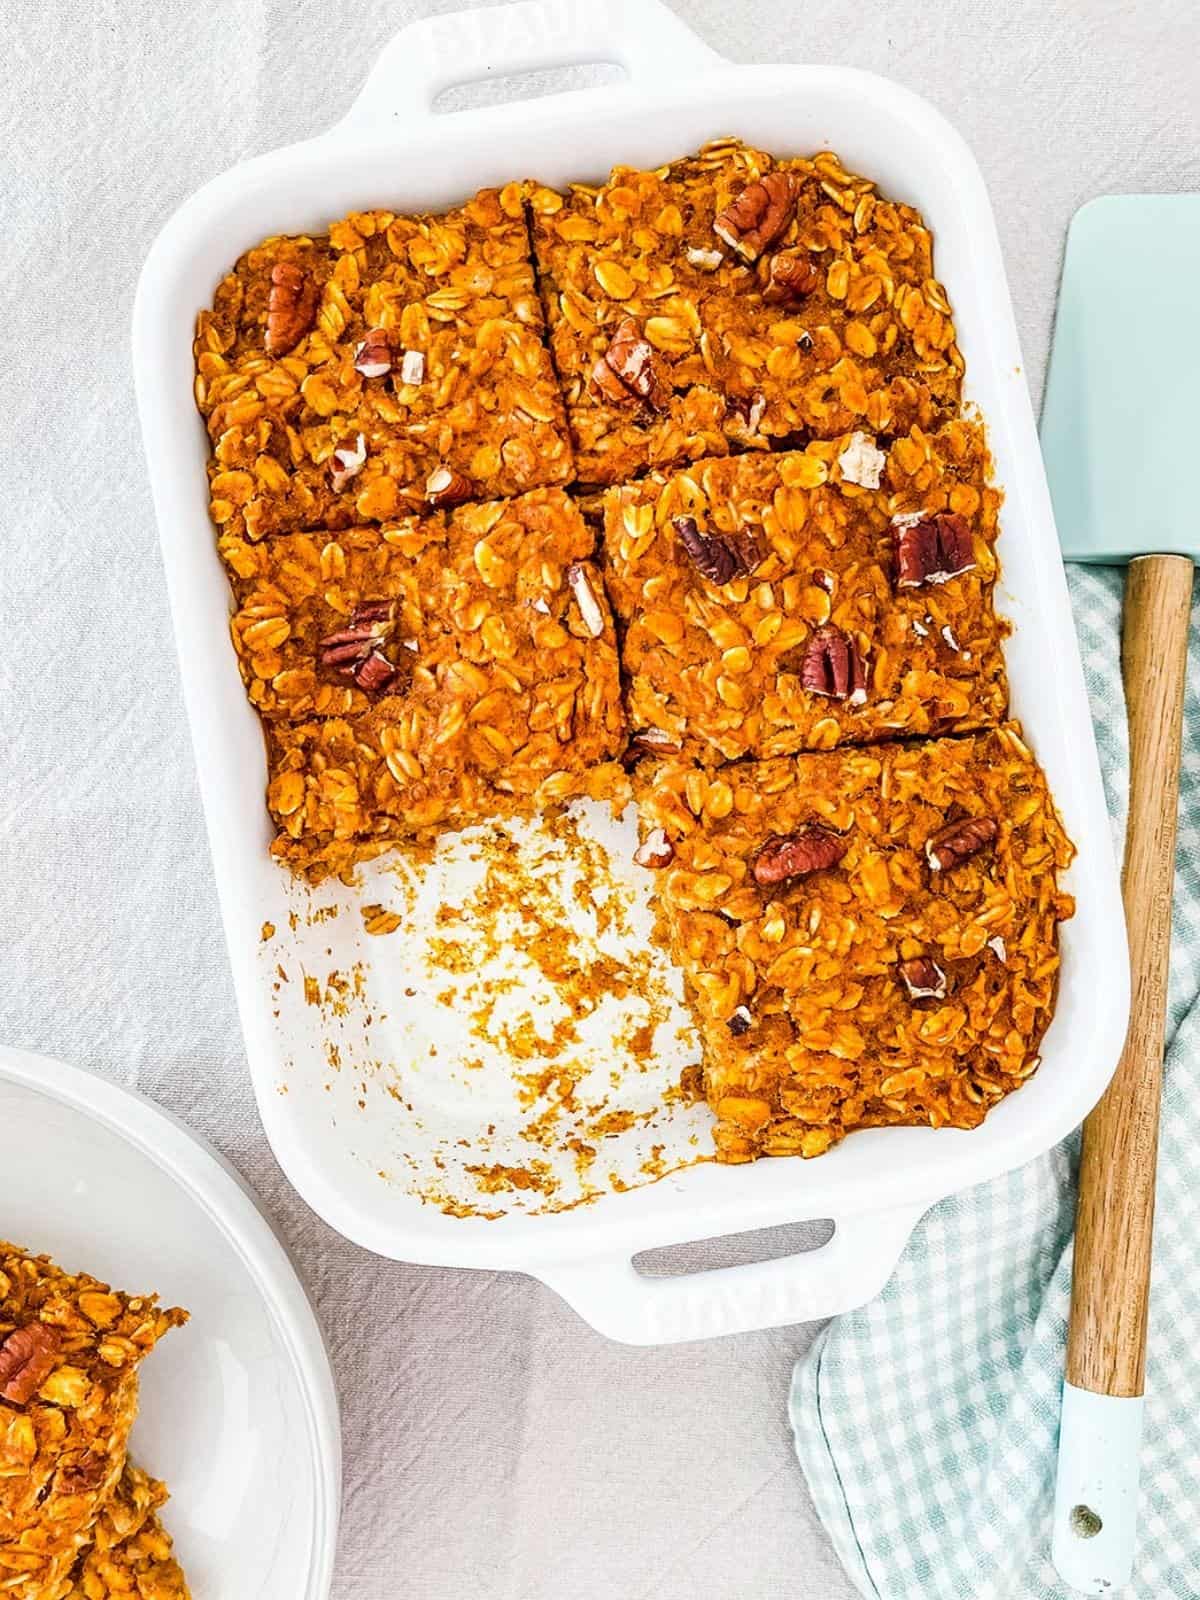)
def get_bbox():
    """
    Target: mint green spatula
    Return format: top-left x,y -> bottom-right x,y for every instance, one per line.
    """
1042,195 -> 1200,1595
